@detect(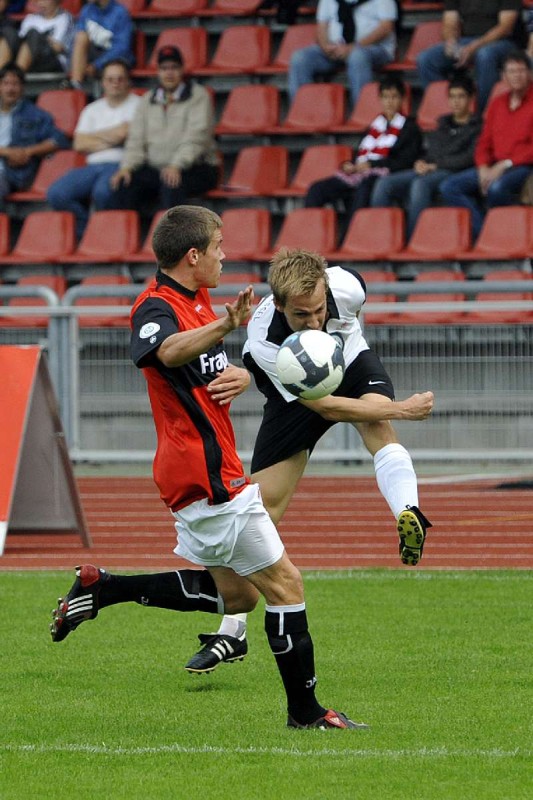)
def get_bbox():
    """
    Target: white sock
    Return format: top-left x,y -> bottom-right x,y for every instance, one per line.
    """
217,613 -> 247,639
374,443 -> 418,519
